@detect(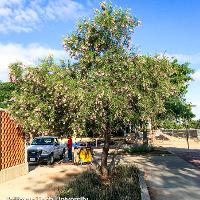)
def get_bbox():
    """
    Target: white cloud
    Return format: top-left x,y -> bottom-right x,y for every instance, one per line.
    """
0,7 -> 12,16
192,70 -> 200,82
190,103 -> 200,120
0,42 -> 67,82
0,0 -> 22,7
0,0 -> 87,33
165,52 -> 200,67
167,52 -> 200,65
